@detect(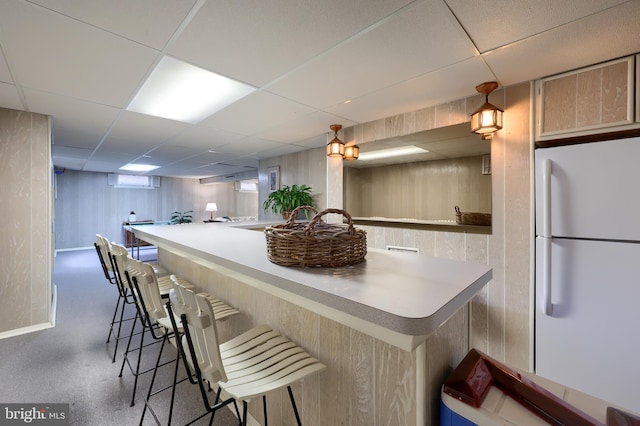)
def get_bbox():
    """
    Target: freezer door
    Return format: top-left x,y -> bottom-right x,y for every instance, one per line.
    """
535,237 -> 640,412
535,137 -> 640,241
